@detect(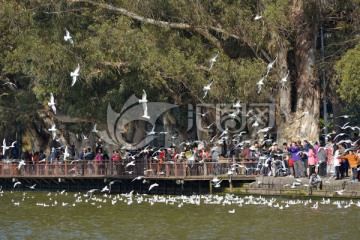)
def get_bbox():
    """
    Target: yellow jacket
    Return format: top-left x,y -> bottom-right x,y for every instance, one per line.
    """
339,154 -> 359,168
